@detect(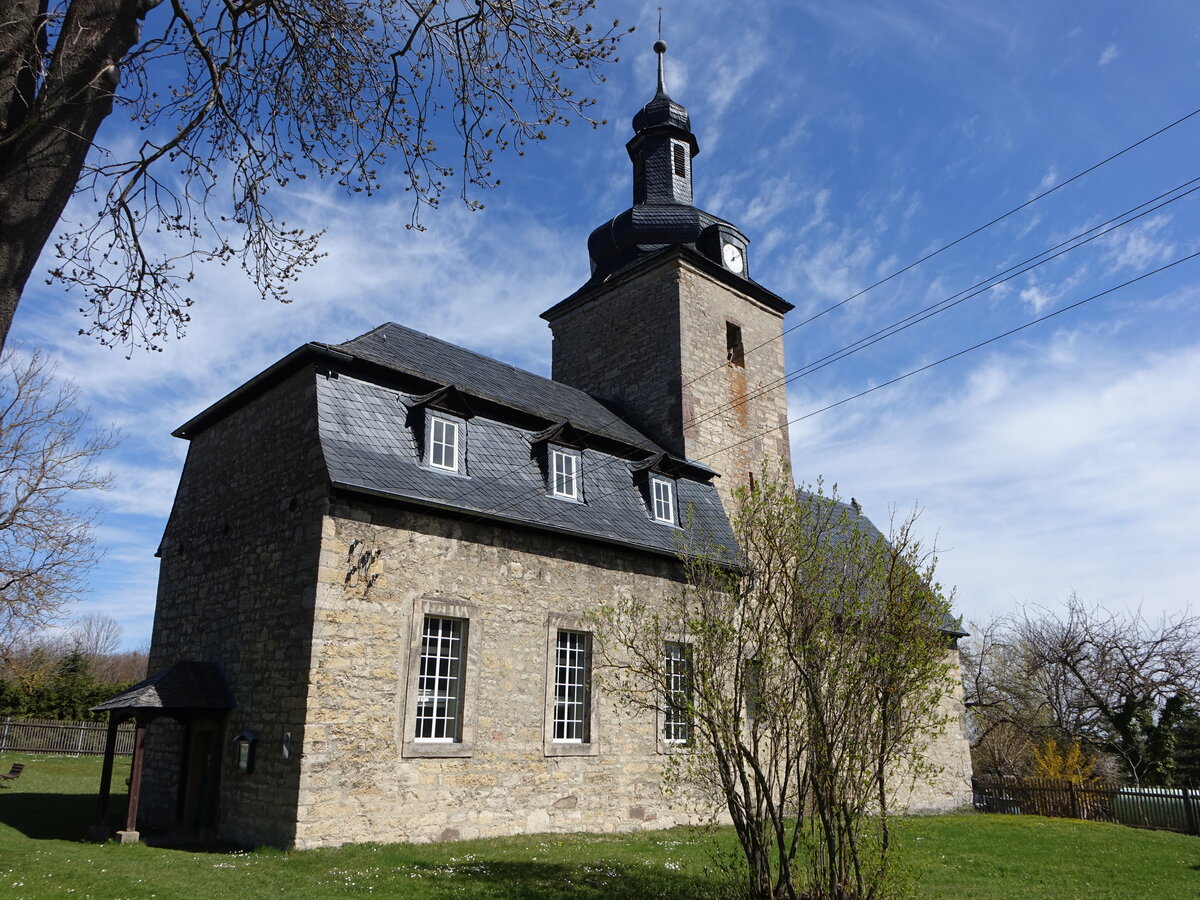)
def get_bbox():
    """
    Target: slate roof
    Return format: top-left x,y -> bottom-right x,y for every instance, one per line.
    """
797,491 -> 967,638
317,324 -> 739,562
585,202 -> 728,281
325,324 -> 663,453
92,662 -> 234,712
